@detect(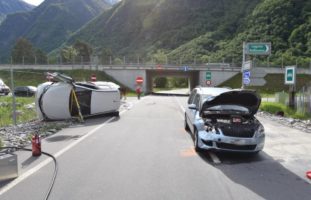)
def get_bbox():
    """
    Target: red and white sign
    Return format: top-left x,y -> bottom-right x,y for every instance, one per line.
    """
206,80 -> 211,86
136,76 -> 143,84
91,74 -> 97,82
